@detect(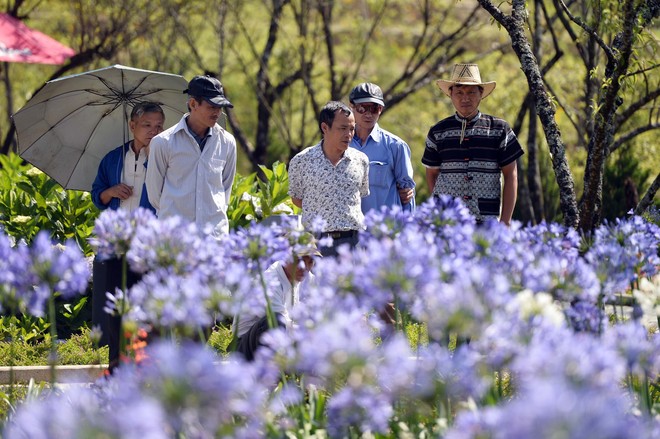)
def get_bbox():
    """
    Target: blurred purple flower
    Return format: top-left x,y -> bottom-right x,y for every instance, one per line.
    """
585,216 -> 660,298
326,384 -> 393,437
565,300 -> 606,333
3,386 -> 168,439
10,232 -> 91,317
127,269 -> 217,332
90,208 -> 155,259
447,379 -> 649,439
